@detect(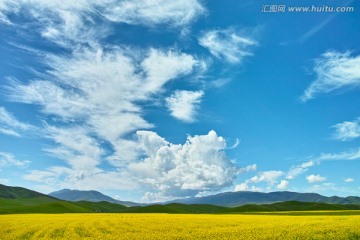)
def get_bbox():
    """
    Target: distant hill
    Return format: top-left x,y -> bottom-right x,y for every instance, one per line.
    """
49,189 -> 140,206
228,201 -> 360,212
2,184 -> 360,214
167,191 -> 360,207
124,203 -> 228,214
0,184 -> 54,199
0,184 -> 89,214
0,184 -> 128,214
